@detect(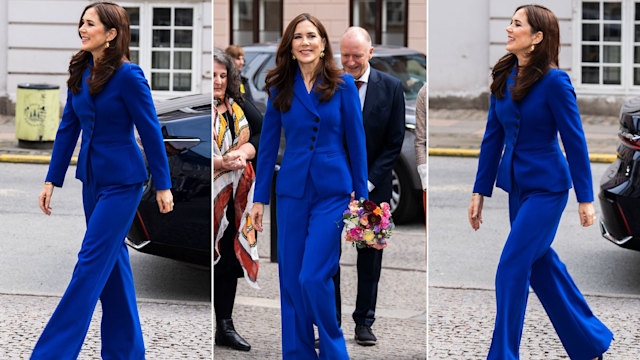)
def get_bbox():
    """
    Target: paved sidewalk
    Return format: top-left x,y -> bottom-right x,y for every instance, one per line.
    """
429,108 -> 620,156
429,287 -> 640,359
0,293 -> 211,359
